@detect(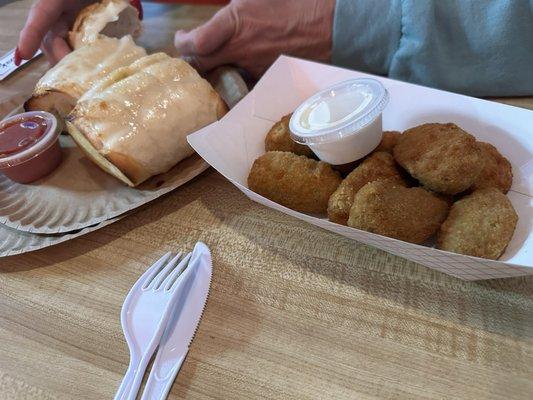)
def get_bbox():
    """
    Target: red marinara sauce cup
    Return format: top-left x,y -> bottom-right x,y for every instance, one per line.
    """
0,111 -> 62,183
